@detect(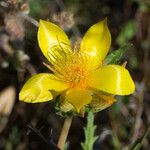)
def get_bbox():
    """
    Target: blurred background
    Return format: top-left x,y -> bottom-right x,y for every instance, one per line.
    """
0,0 -> 150,149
